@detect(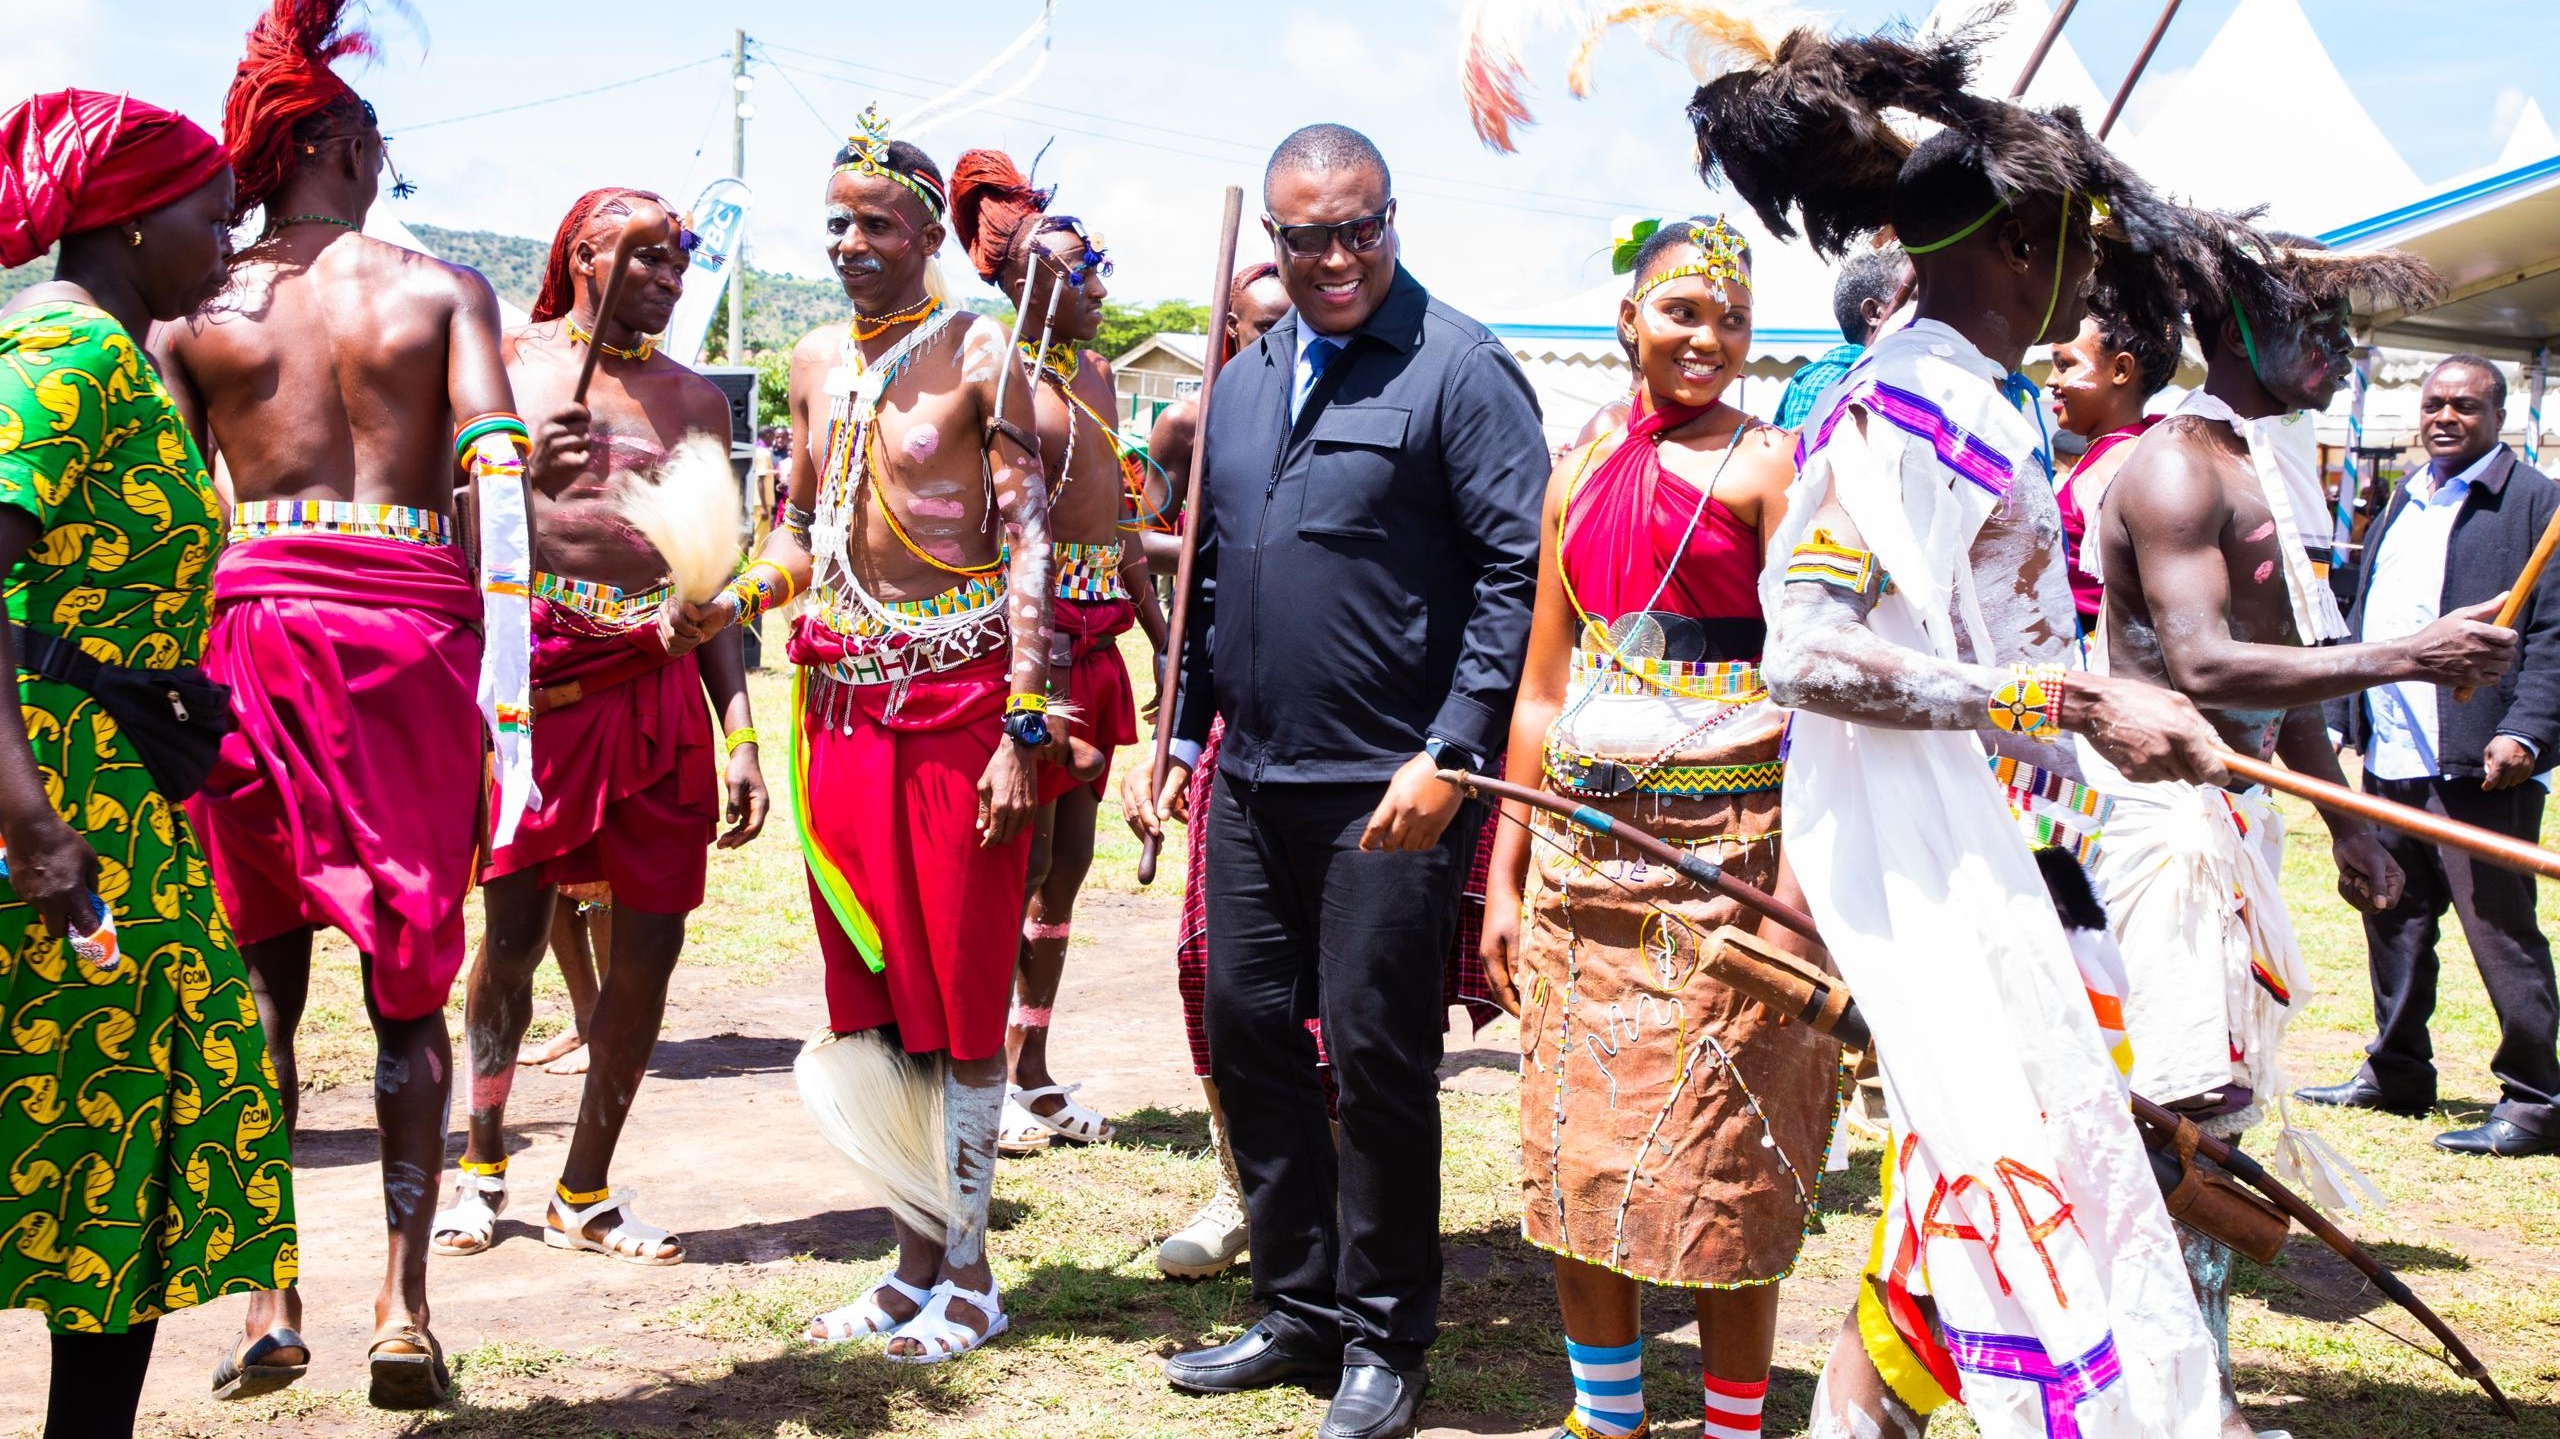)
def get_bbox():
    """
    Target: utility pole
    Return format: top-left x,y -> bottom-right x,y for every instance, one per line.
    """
727,29 -> 750,363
